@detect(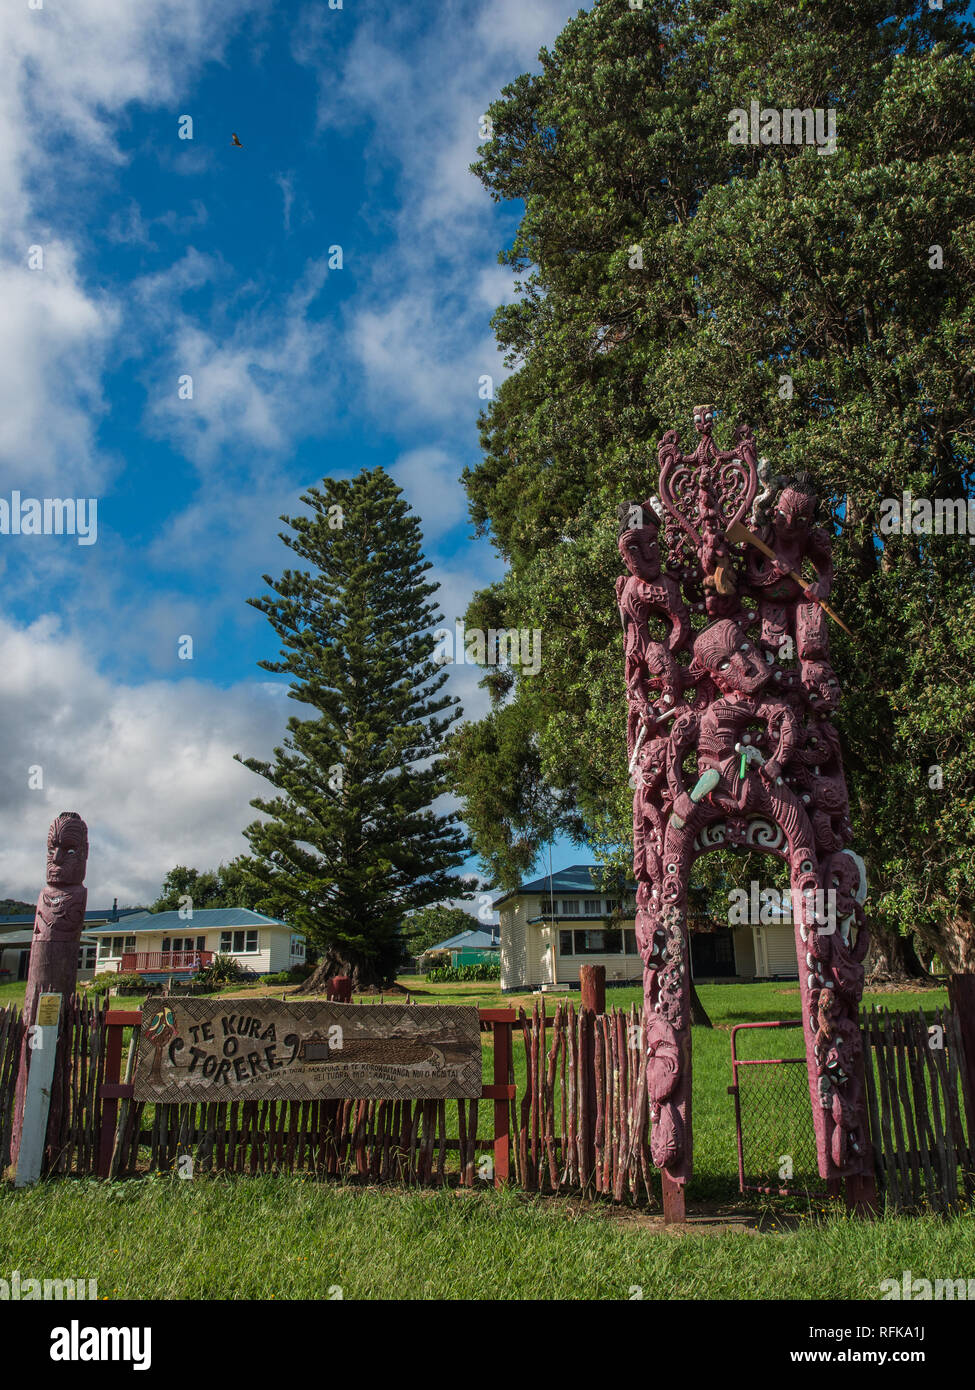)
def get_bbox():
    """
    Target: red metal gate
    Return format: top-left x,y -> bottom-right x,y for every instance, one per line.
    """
728,1020 -> 829,1197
